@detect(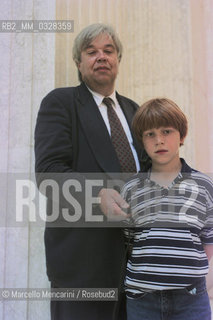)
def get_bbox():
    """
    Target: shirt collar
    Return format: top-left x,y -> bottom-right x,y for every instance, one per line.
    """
143,158 -> 193,187
180,158 -> 193,174
86,85 -> 117,107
